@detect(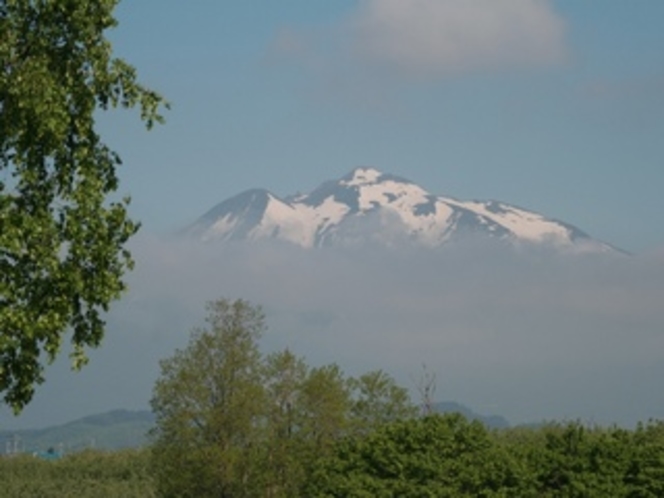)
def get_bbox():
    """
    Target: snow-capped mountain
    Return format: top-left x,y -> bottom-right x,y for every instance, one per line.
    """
185,167 -> 616,253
